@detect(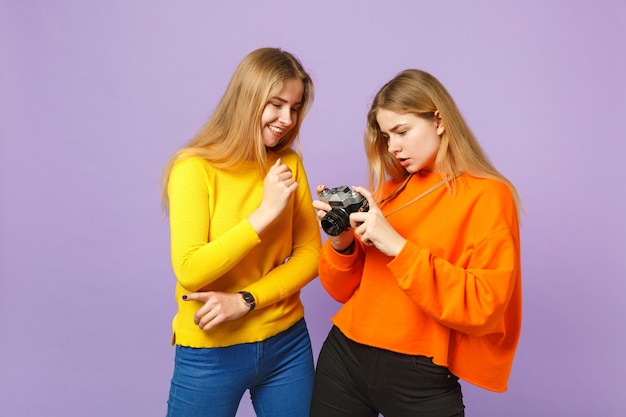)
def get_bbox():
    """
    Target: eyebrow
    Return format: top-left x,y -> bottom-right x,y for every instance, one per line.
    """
382,123 -> 408,134
271,96 -> 303,106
